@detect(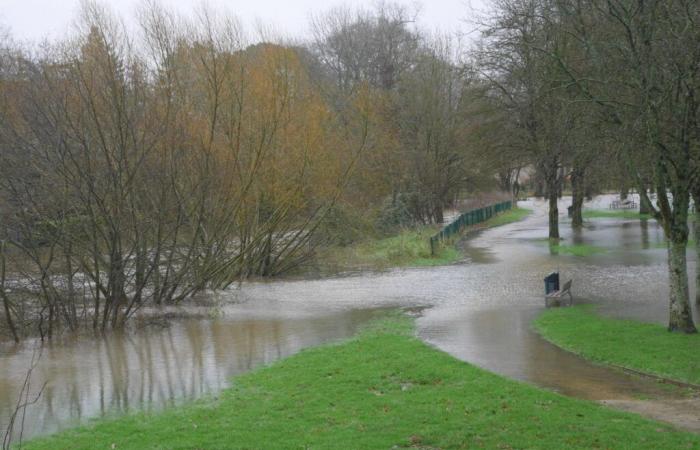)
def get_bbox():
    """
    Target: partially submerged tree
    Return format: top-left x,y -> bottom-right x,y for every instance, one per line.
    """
555,0 -> 699,332
476,0 -> 580,239
0,1 -> 367,338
